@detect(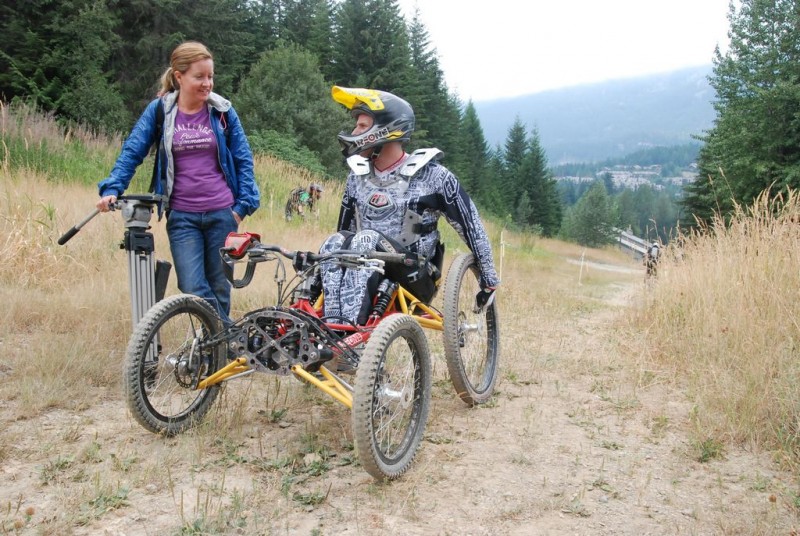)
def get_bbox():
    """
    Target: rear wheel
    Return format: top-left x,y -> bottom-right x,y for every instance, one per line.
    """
123,294 -> 224,436
352,314 -> 431,481
442,253 -> 500,405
